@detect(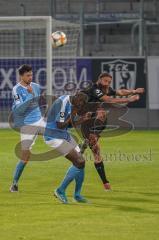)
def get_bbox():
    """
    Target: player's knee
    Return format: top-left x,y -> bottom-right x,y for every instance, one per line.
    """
92,145 -> 99,154
88,134 -> 98,146
96,110 -> 107,122
90,141 -> 100,155
78,161 -> 85,169
74,156 -> 85,169
21,150 -> 30,162
23,160 -> 29,164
